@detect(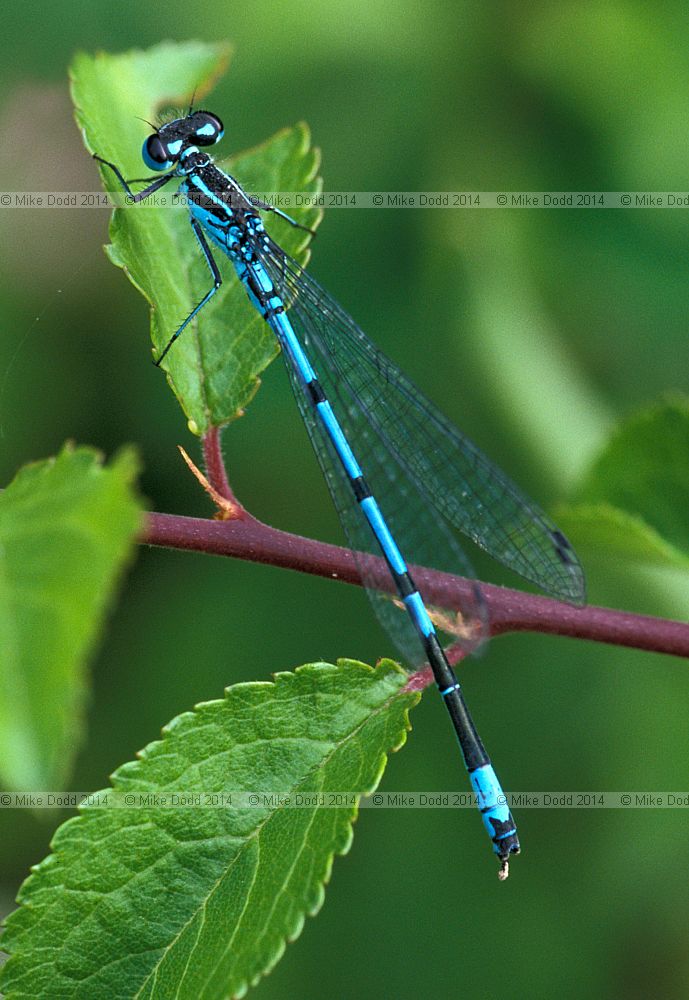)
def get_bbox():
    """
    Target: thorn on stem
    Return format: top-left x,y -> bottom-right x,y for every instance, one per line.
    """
178,446 -> 241,520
